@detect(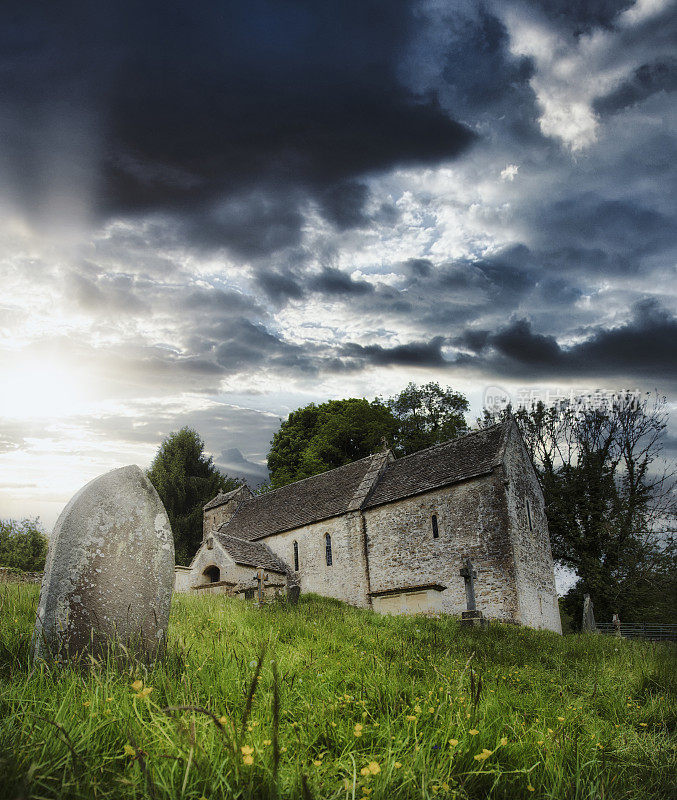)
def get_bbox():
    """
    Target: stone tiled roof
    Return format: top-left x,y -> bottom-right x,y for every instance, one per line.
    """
218,454 -> 382,541
216,422 -> 511,540
363,422 -> 511,509
204,486 -> 243,511
215,534 -> 289,573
